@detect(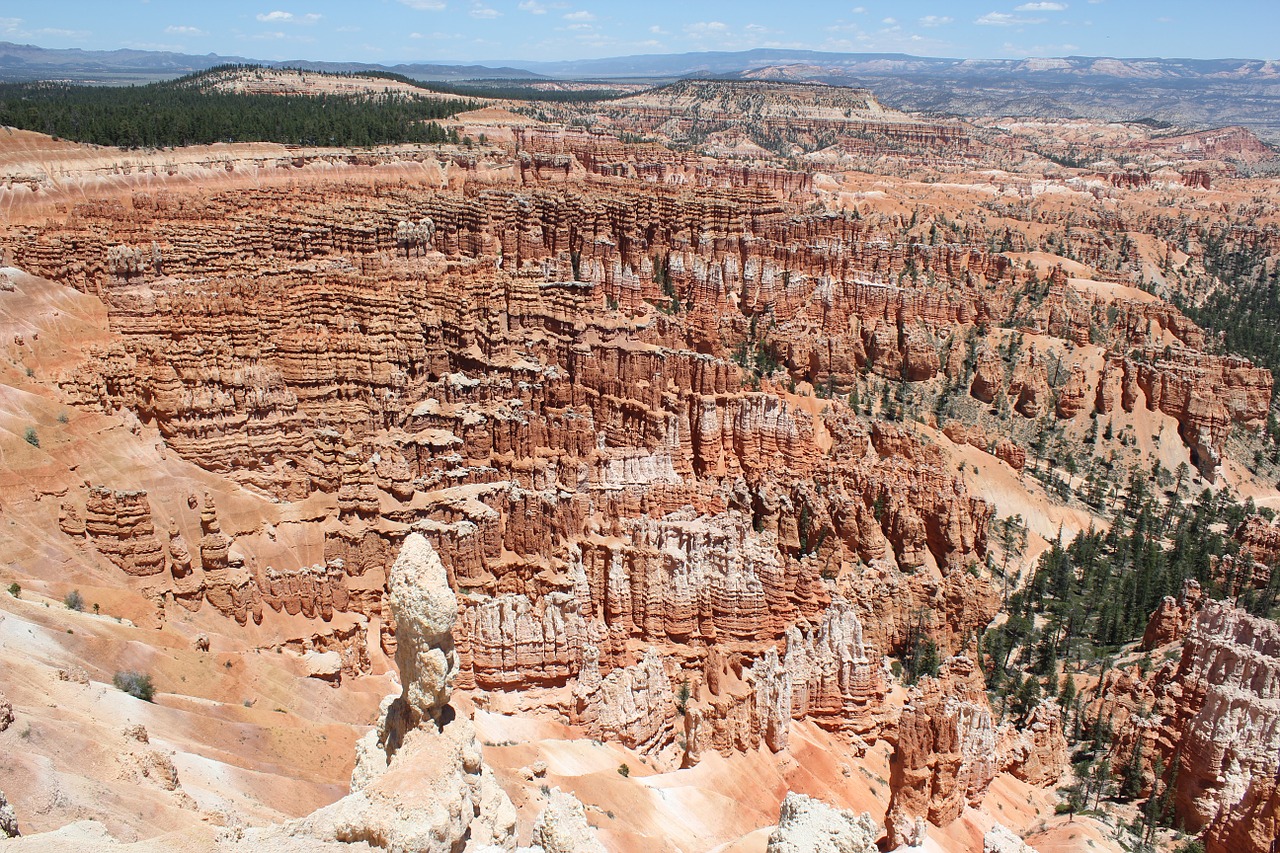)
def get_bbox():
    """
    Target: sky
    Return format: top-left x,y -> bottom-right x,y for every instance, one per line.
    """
3,1 -> 1277,65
